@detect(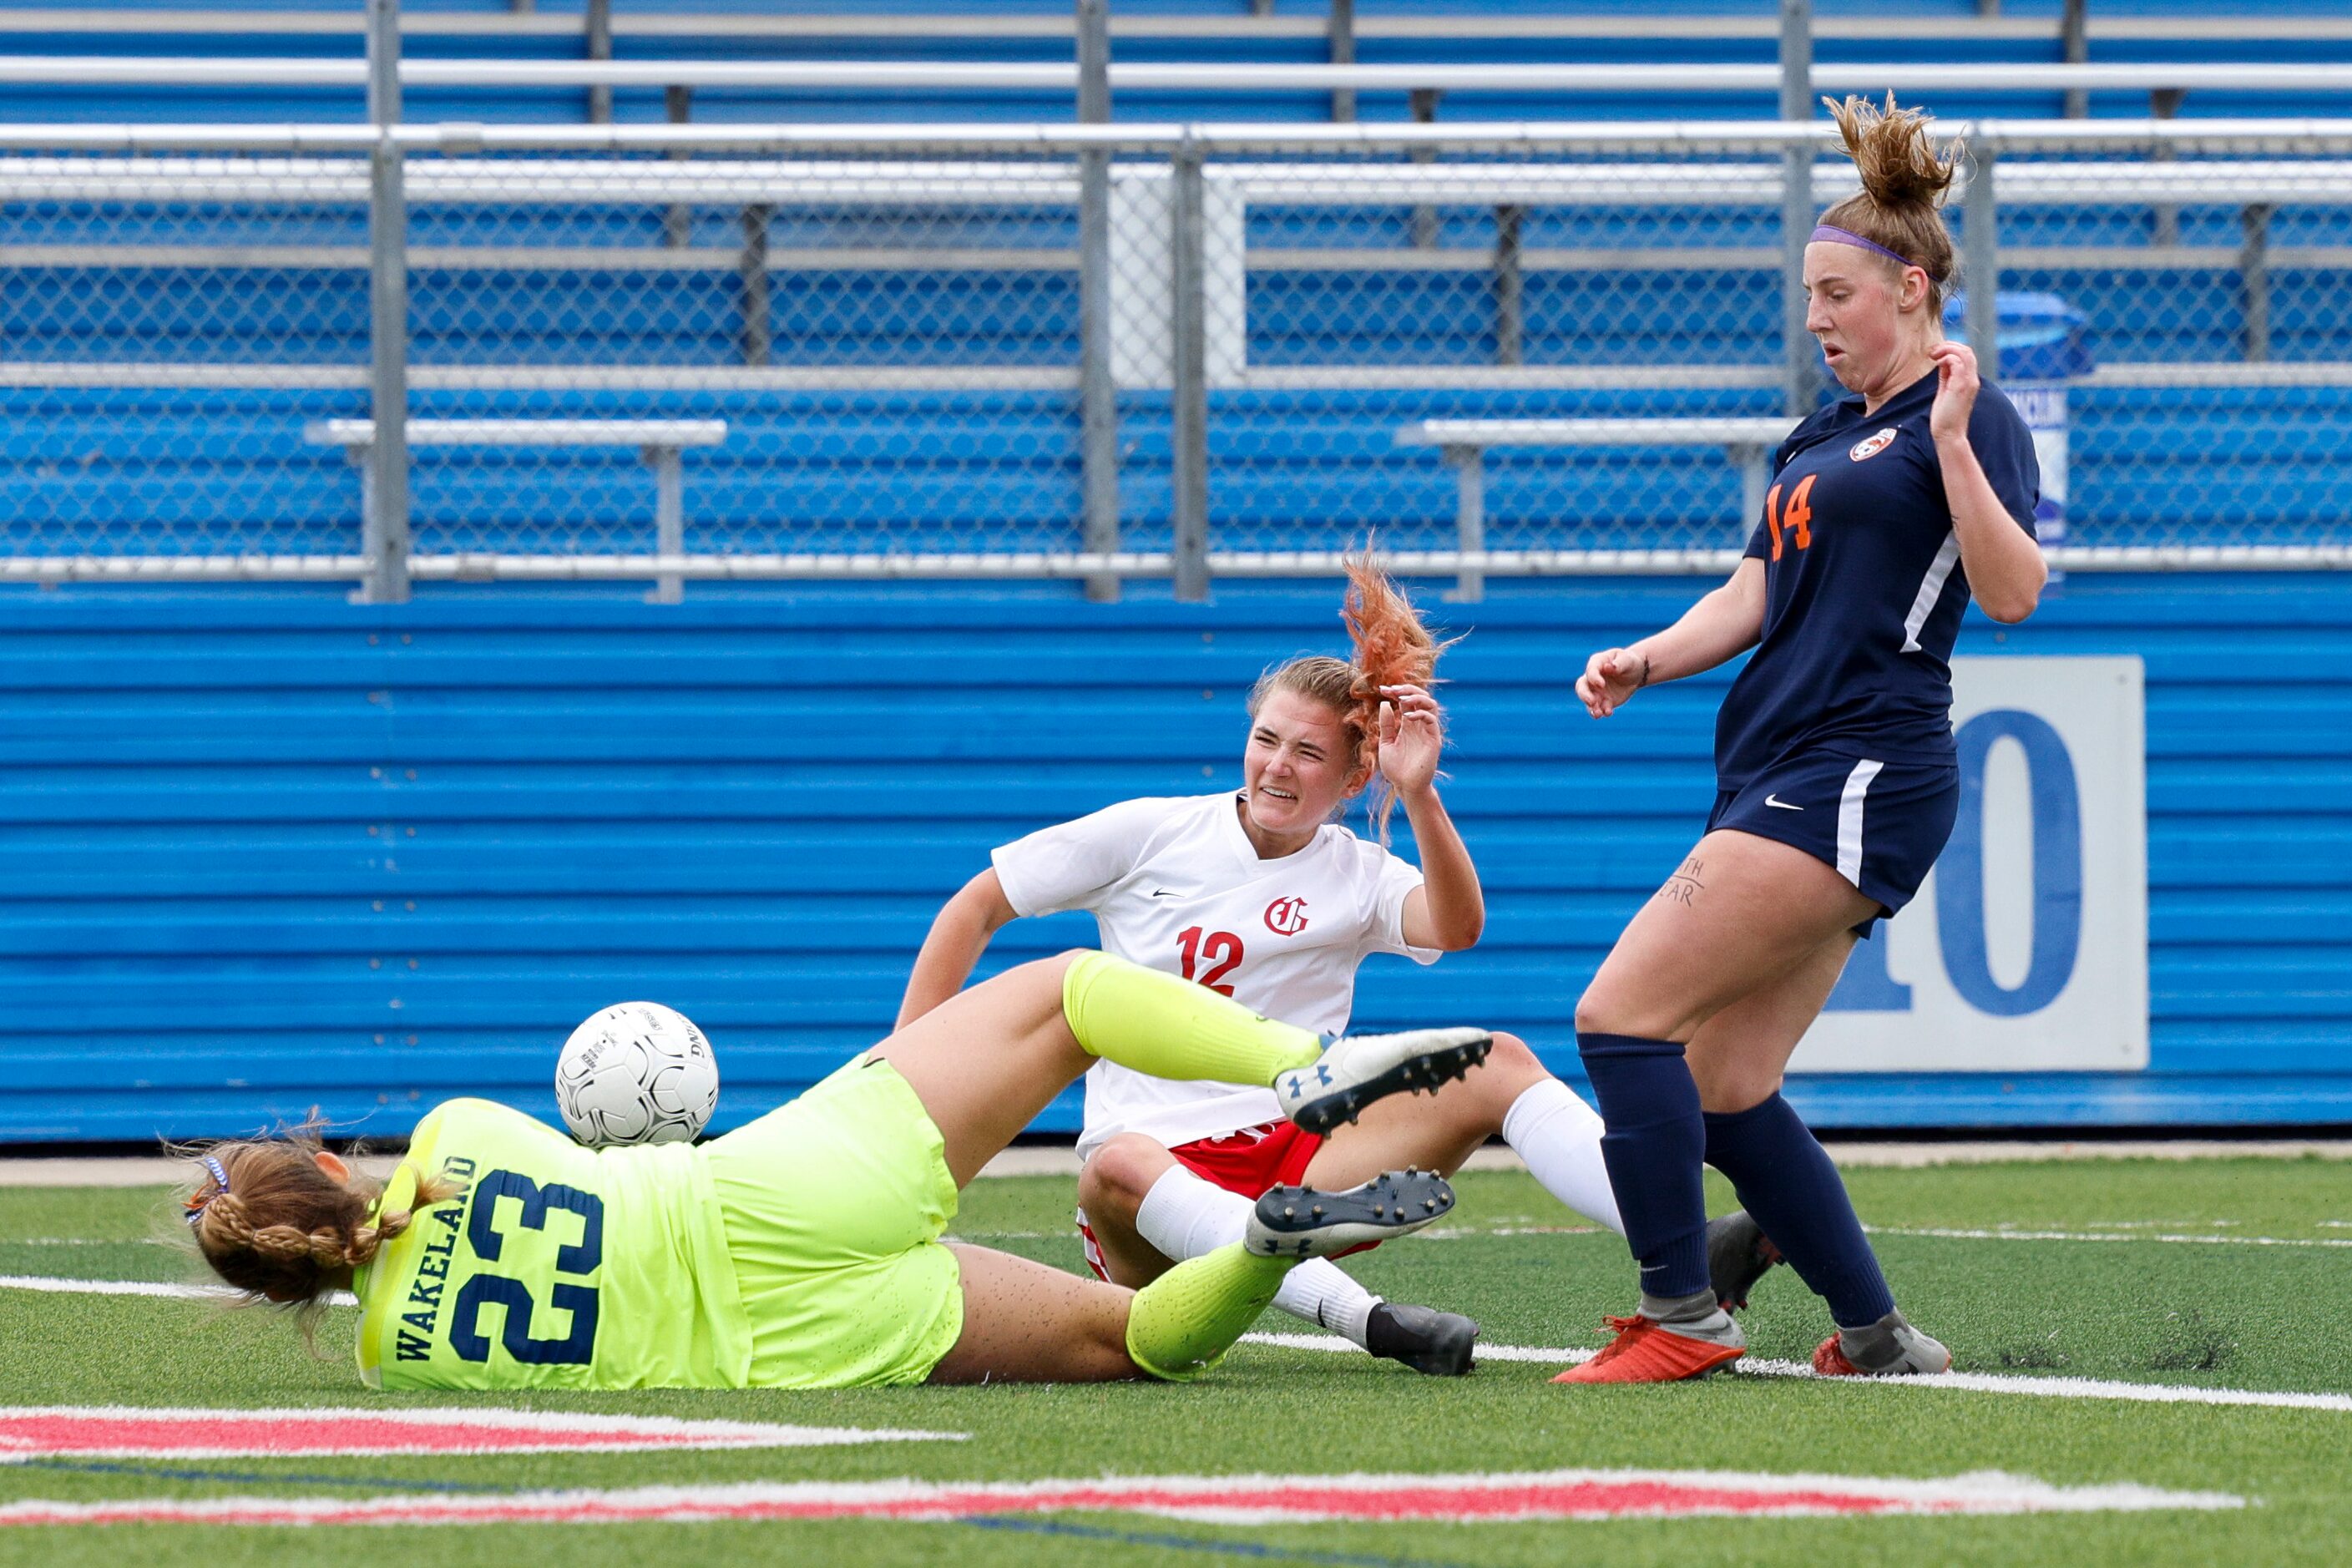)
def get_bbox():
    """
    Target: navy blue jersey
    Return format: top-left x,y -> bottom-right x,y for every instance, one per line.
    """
1712,367 -> 2039,789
